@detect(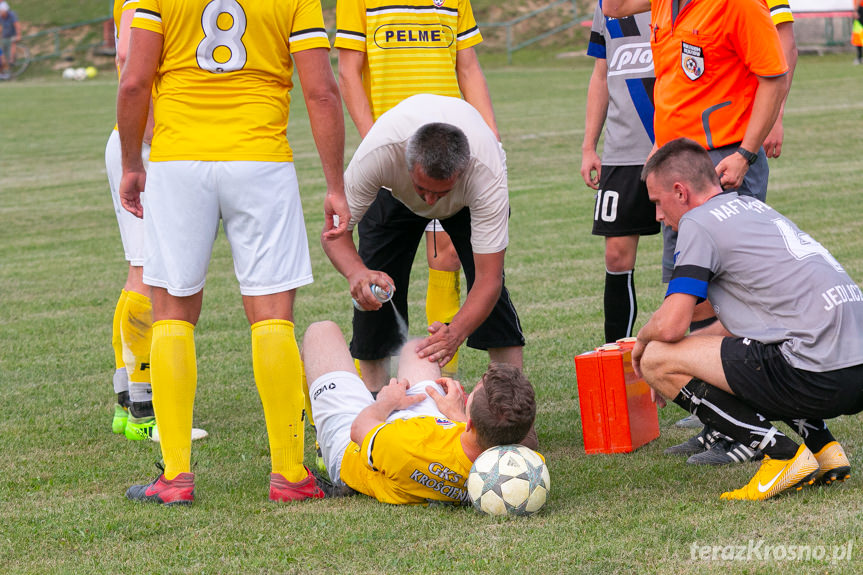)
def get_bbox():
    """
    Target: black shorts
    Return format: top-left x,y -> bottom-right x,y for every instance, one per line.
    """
592,165 -> 660,237
721,337 -> 863,420
351,189 -> 525,360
